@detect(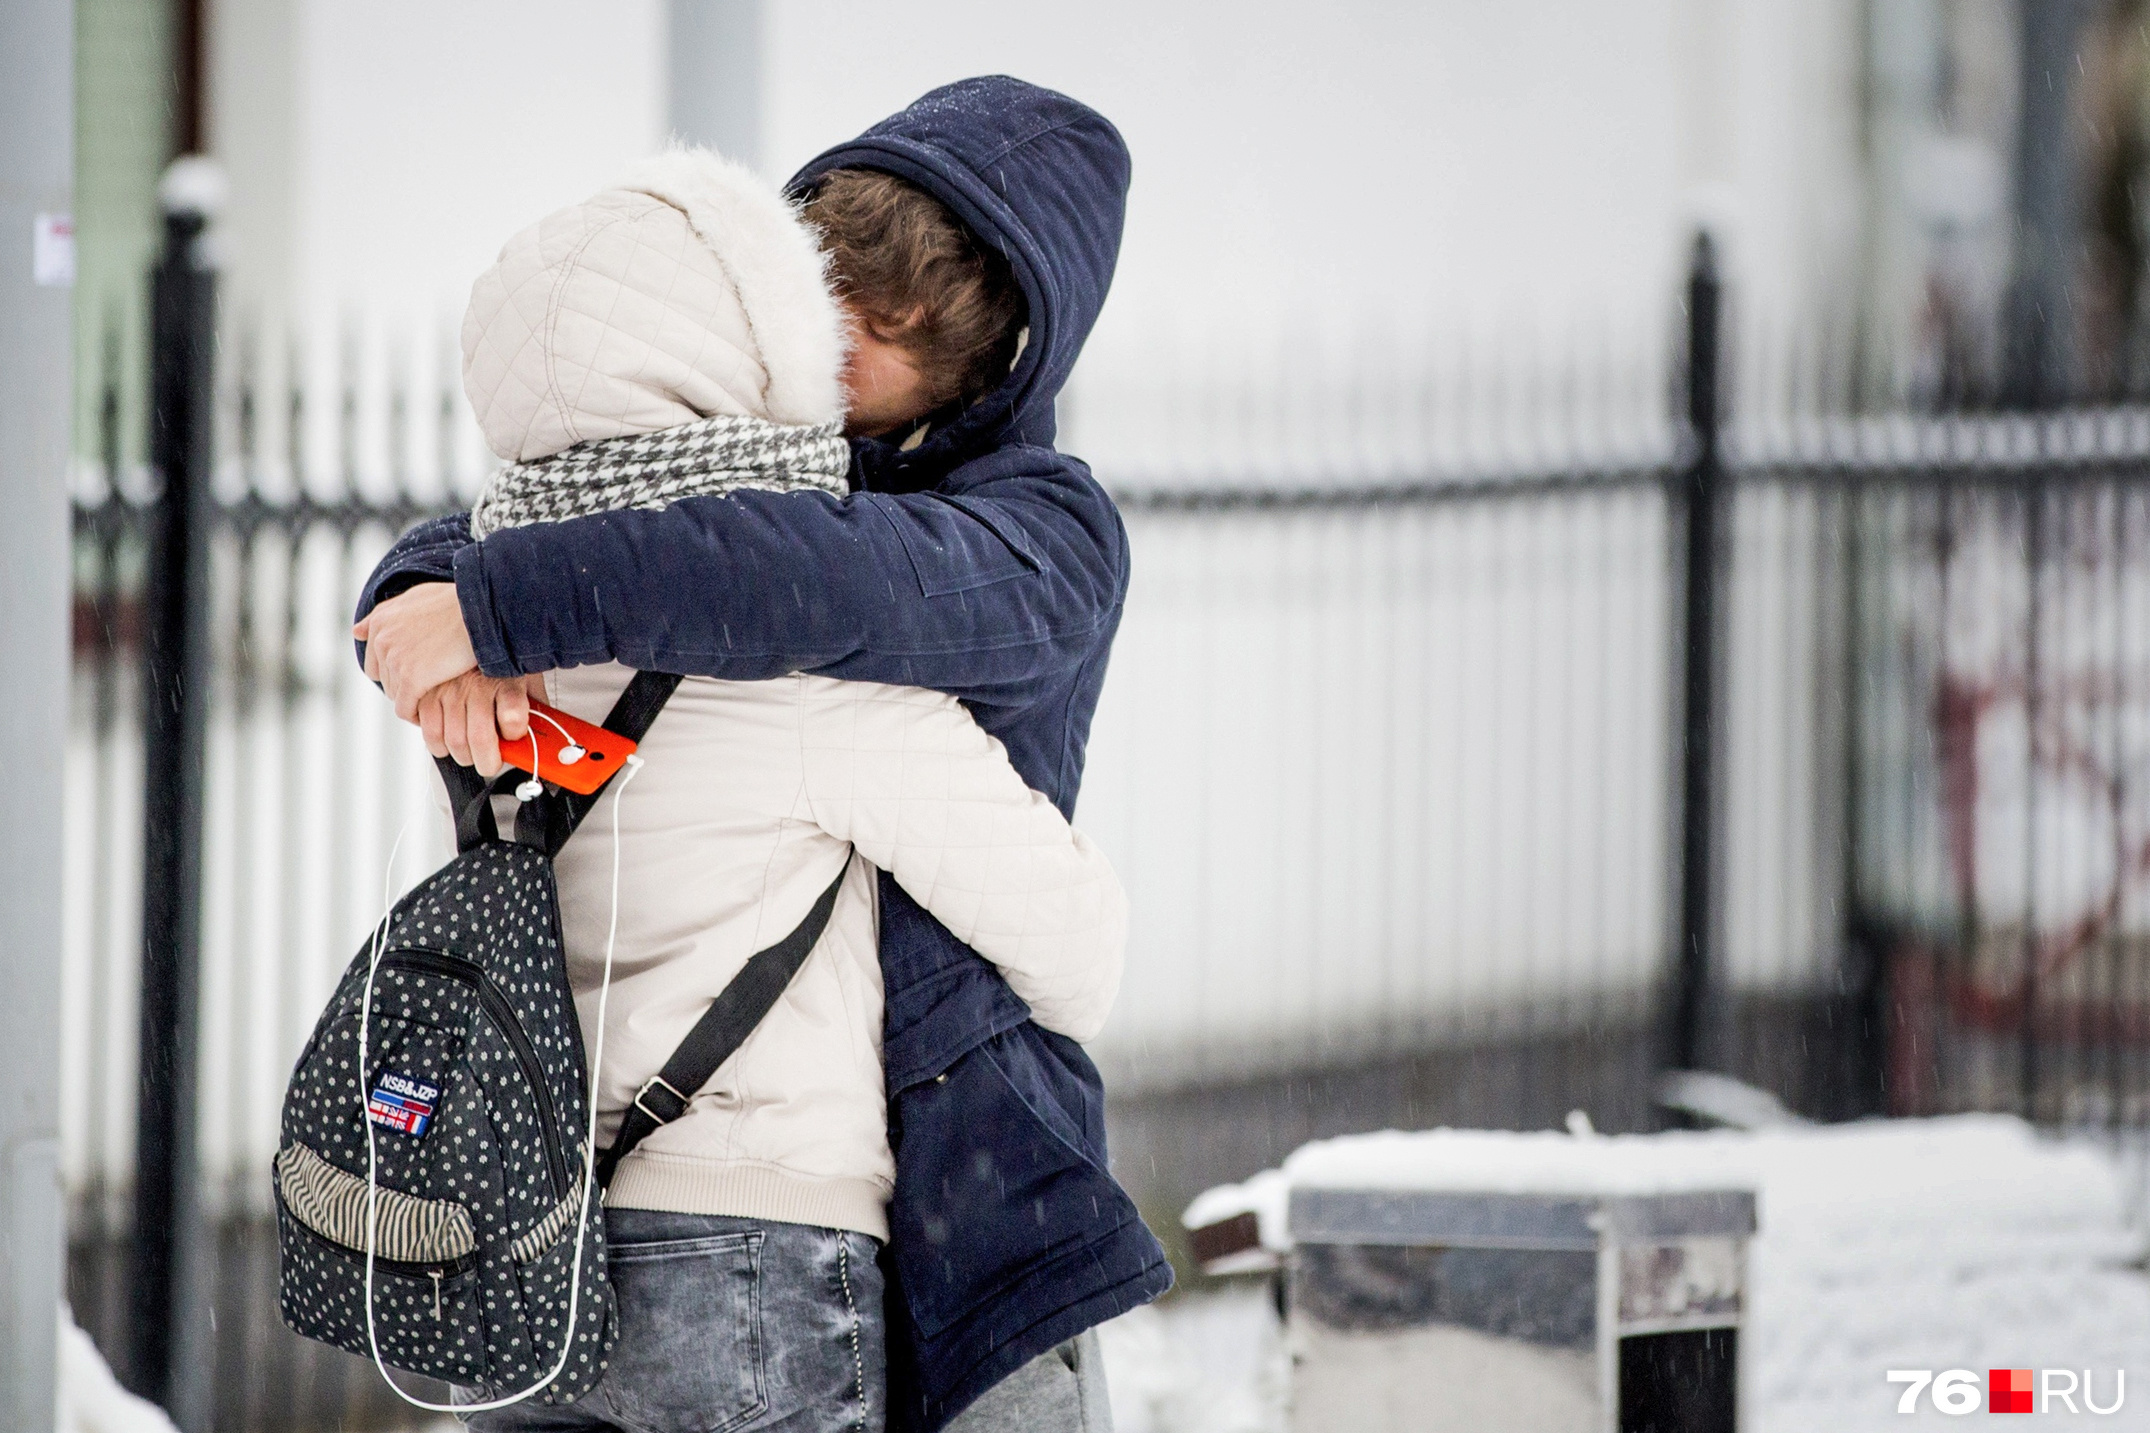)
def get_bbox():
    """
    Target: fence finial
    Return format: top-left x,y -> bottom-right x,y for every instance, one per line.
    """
157,156 -> 227,219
